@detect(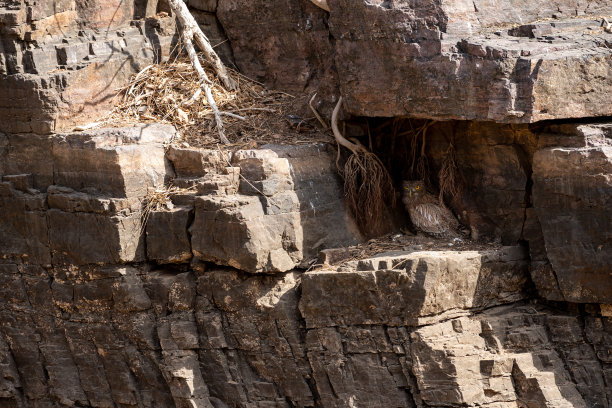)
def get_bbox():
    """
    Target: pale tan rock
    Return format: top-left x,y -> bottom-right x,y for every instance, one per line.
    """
190,144 -> 360,273
299,247 -> 529,328
53,125 -> 175,198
